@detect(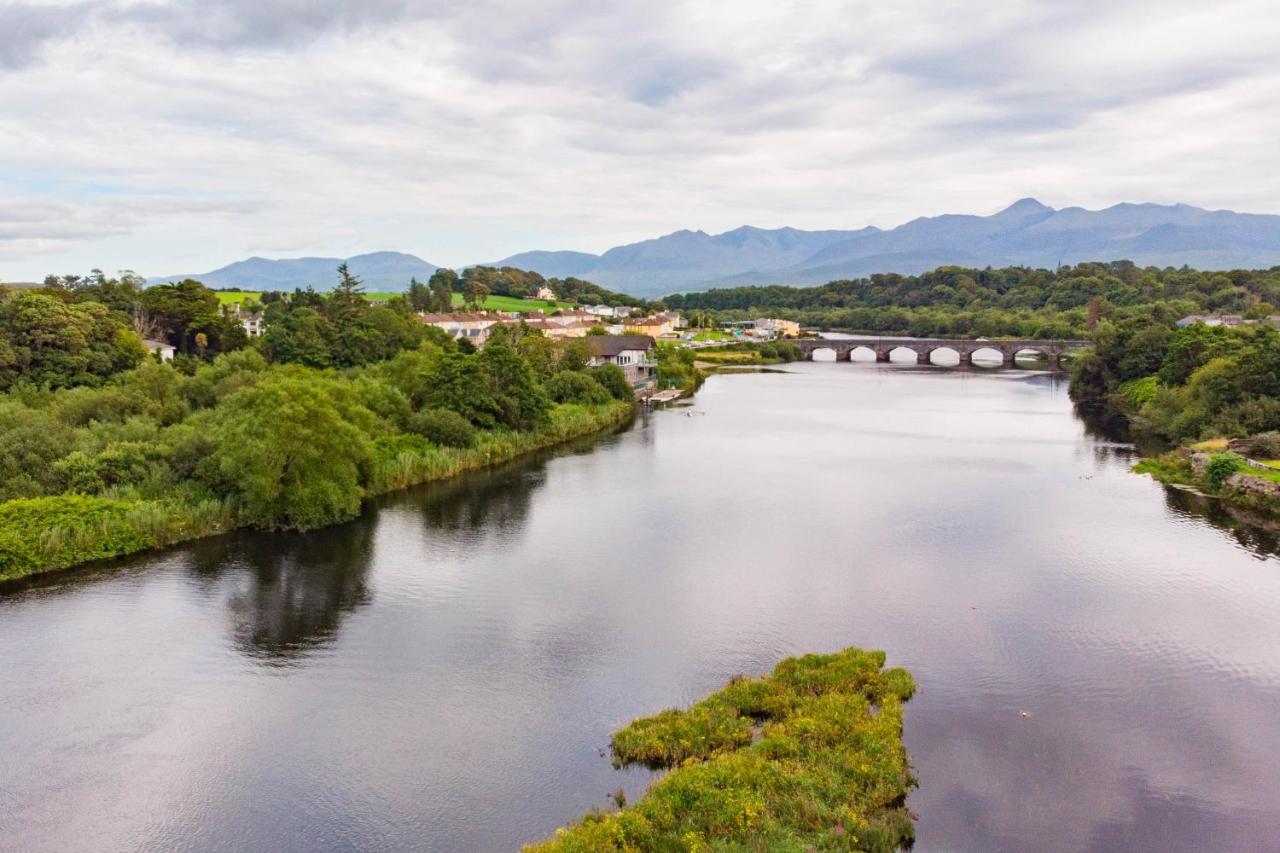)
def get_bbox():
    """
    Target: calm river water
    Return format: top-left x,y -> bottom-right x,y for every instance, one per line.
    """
3,361 -> 1279,852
